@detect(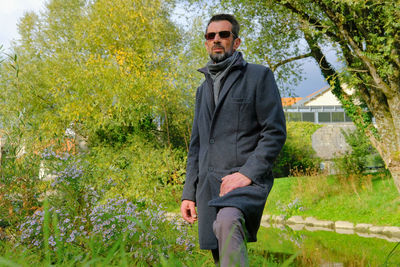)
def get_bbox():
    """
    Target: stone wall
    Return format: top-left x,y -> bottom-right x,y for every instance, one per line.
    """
311,124 -> 356,174
311,124 -> 355,160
